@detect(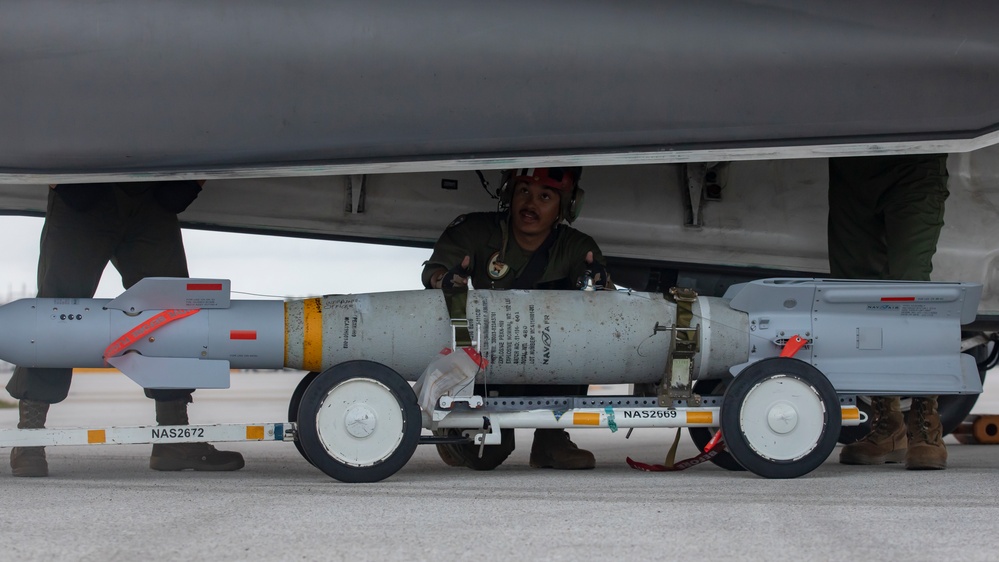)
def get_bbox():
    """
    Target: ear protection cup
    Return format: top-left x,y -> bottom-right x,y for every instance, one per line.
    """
564,186 -> 584,224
